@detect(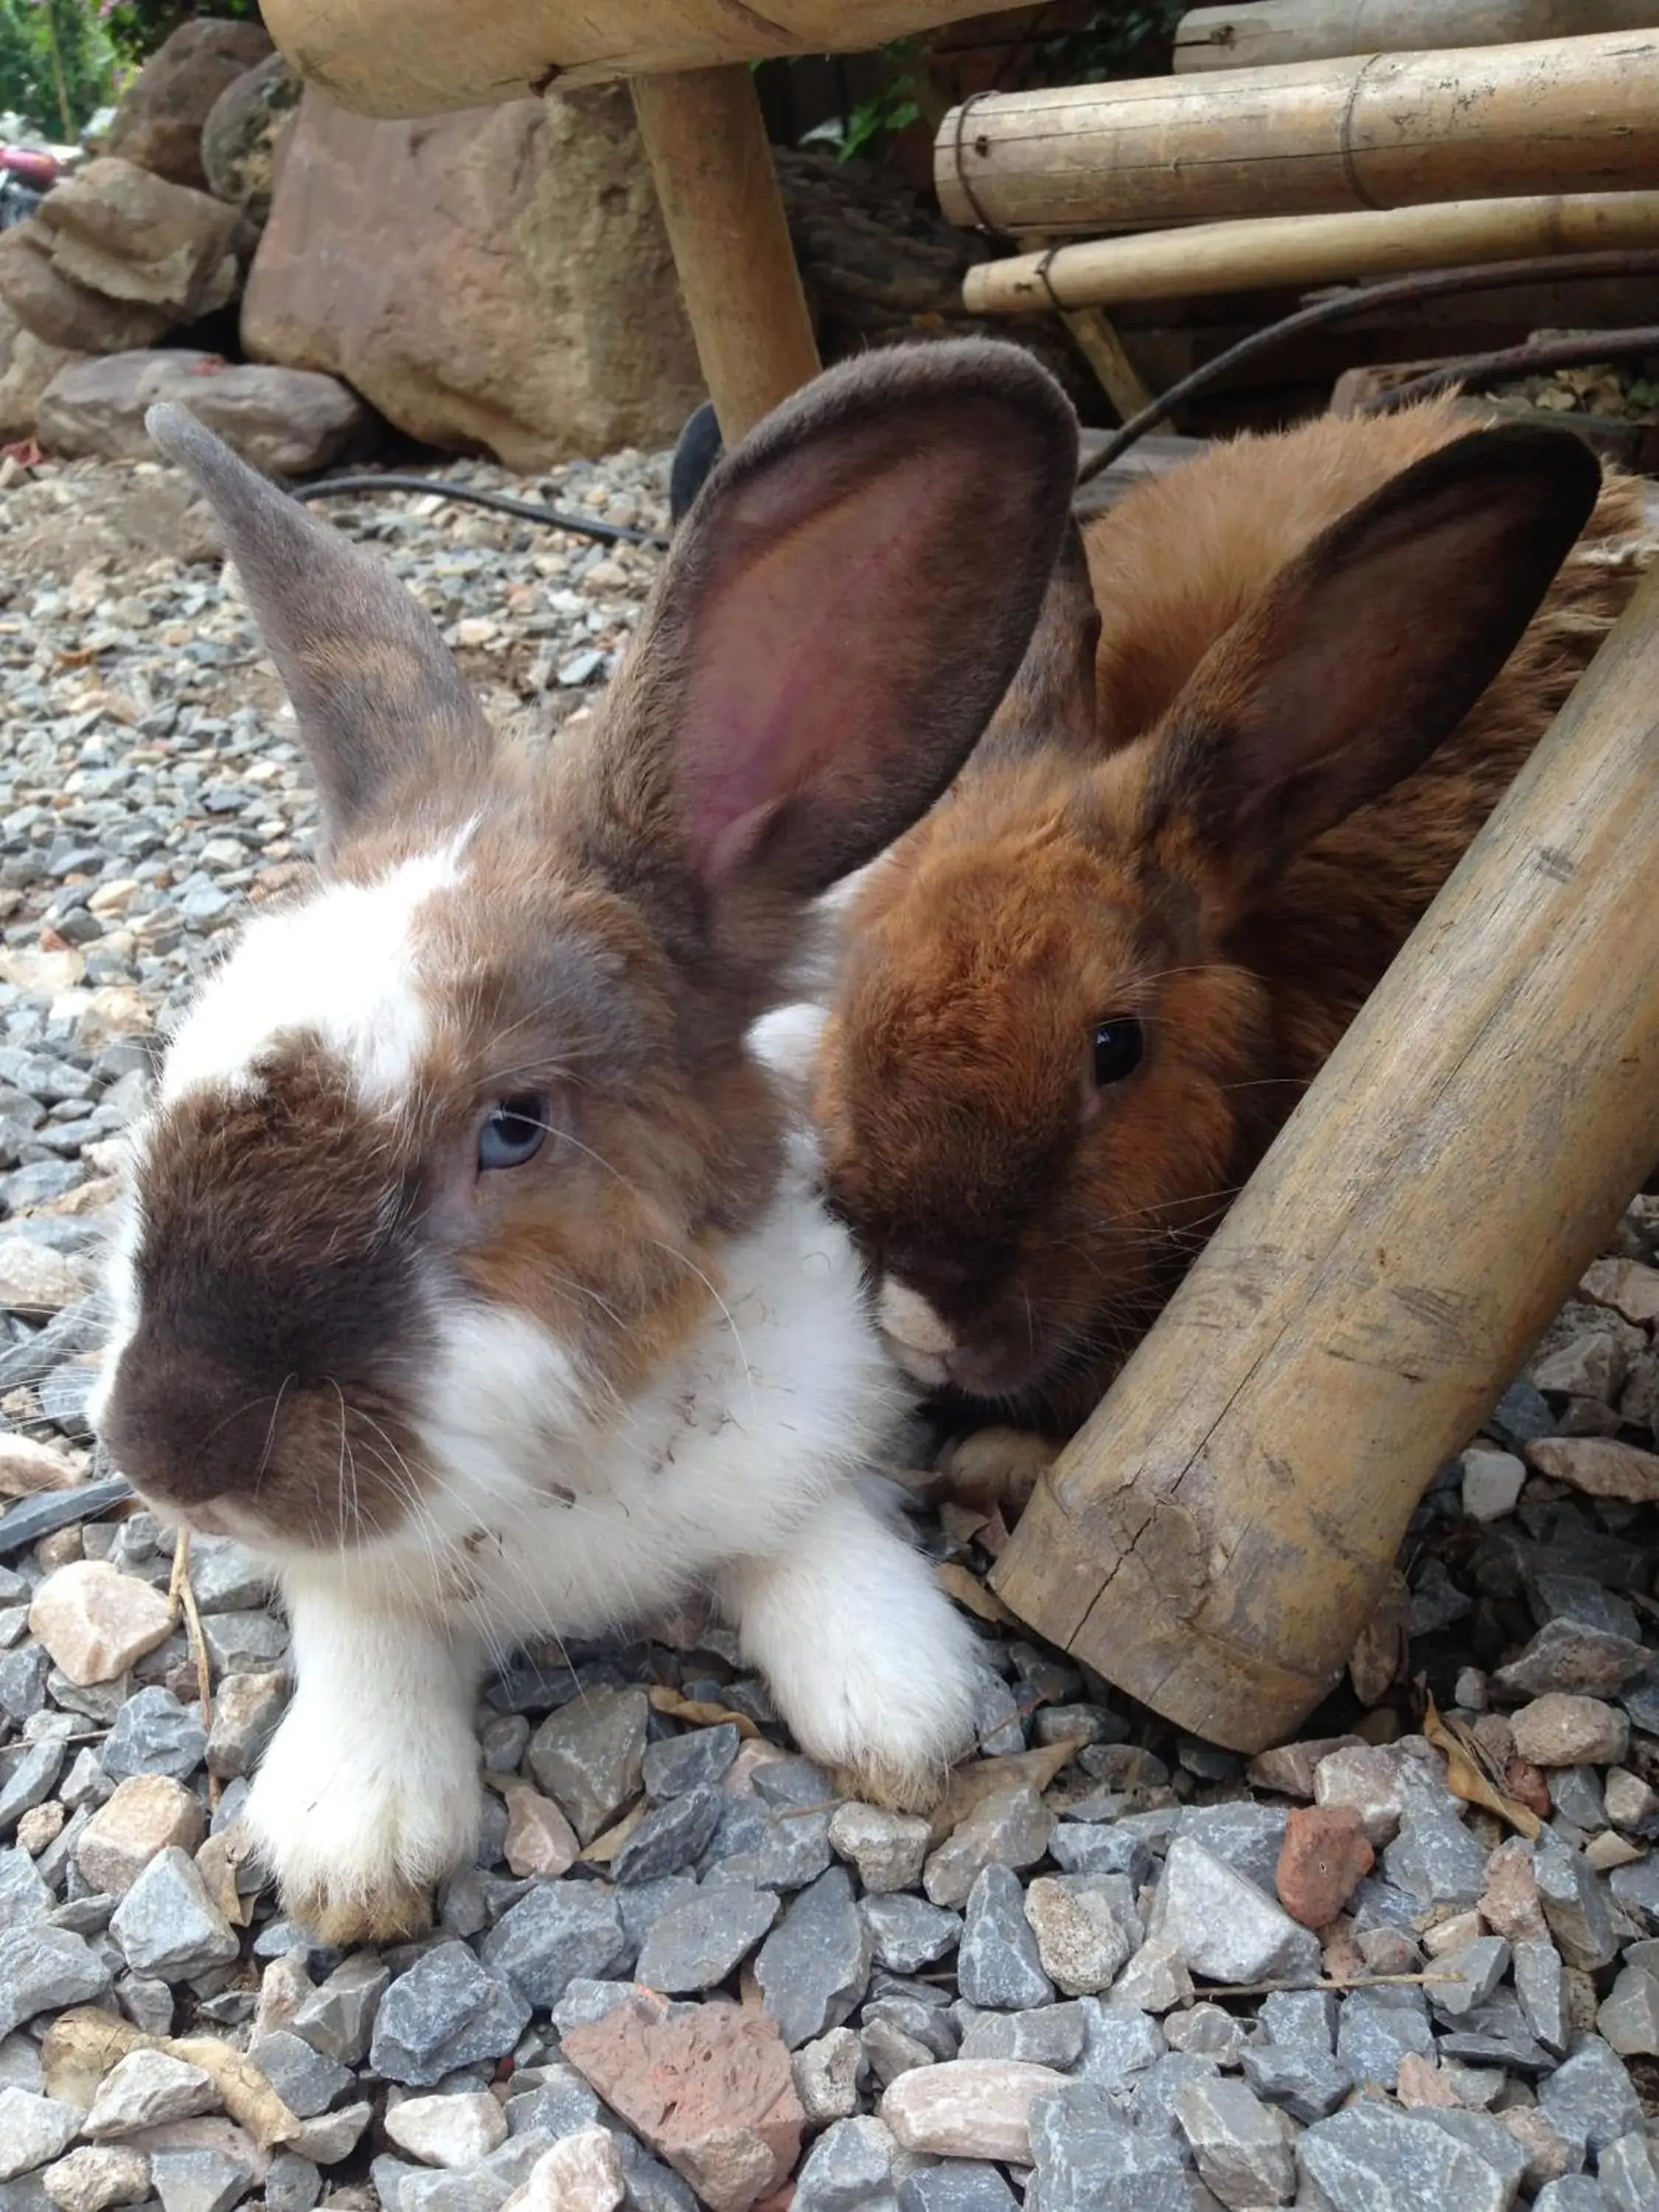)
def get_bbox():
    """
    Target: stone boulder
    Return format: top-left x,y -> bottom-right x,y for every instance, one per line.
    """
0,302 -> 88,441
105,18 -> 274,190
0,225 -> 173,353
241,86 -> 703,469
35,159 -> 242,320
36,352 -> 373,474
202,52 -> 302,220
